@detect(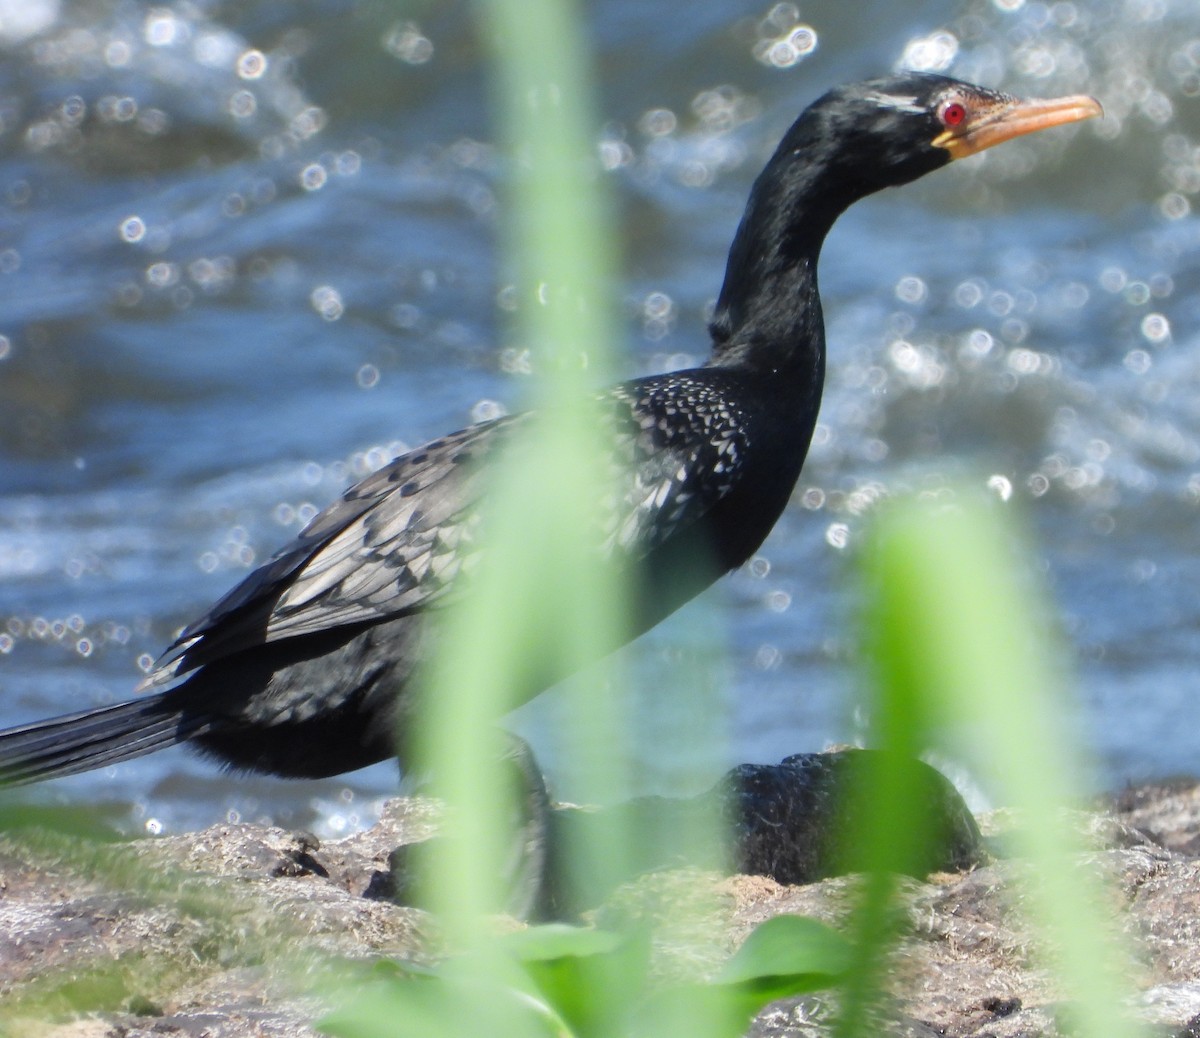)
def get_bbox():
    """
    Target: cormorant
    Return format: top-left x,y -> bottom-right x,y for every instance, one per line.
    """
0,74 -> 1100,785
